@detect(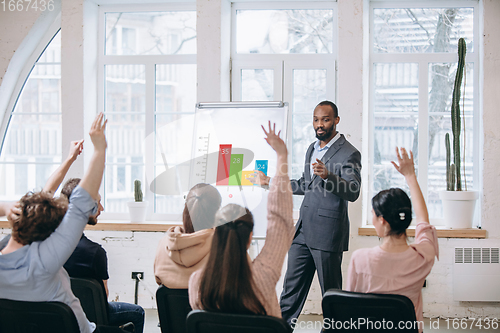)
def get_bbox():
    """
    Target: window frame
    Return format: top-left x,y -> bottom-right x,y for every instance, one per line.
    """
367,0 -> 481,226
231,1 -> 338,218
97,3 -> 197,221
